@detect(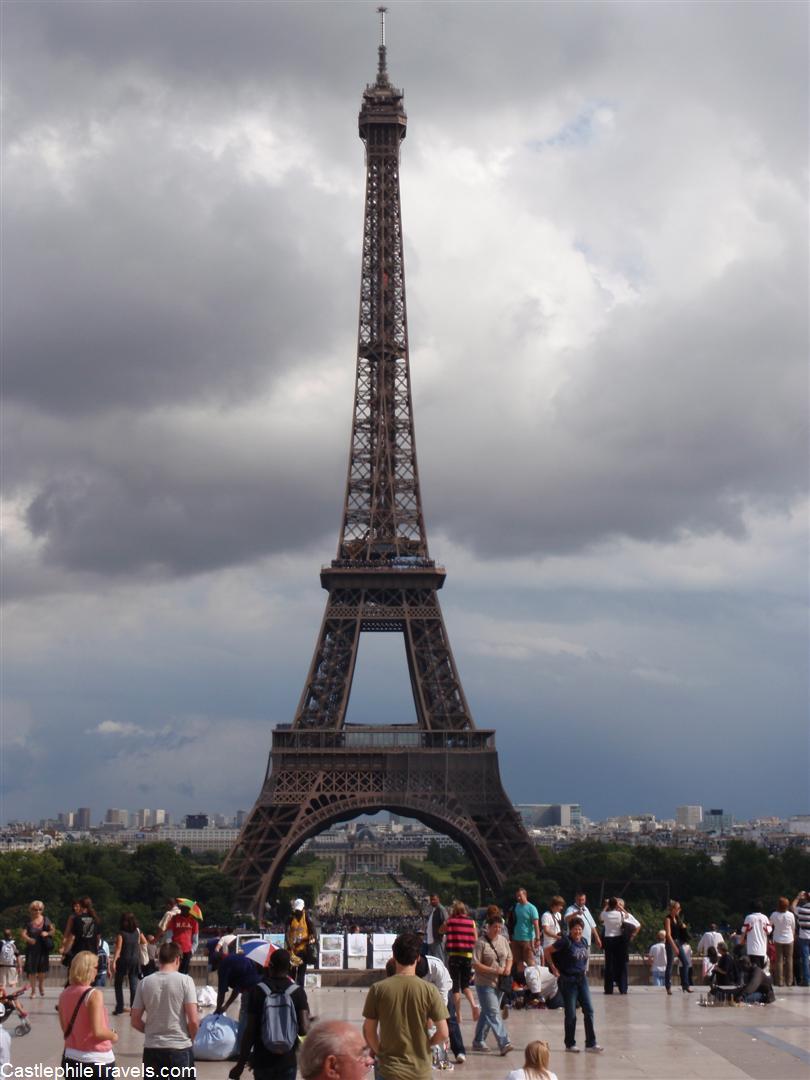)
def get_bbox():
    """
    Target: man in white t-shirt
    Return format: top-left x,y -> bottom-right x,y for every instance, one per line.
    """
696,925 -> 724,955
646,931 -> 668,986
131,941 -> 199,1078
741,907 -> 772,969
564,893 -> 602,951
